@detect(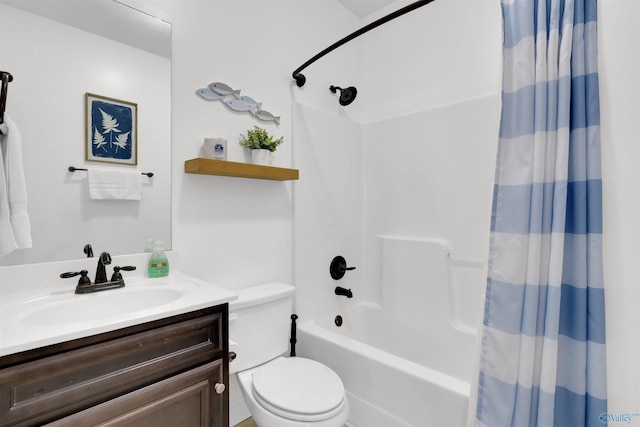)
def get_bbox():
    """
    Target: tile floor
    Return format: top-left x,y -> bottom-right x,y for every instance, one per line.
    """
234,417 -> 257,427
